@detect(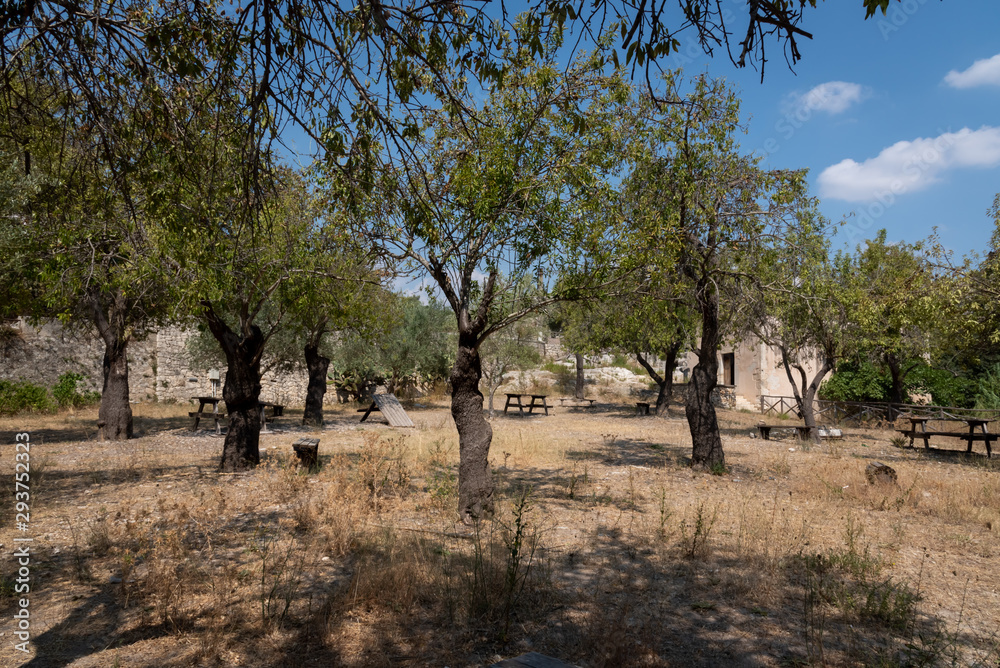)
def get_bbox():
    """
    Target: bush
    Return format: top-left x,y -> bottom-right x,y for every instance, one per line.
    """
52,373 -> 101,409
907,364 -> 977,408
0,379 -> 54,415
819,361 -> 890,403
974,363 -> 1000,410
